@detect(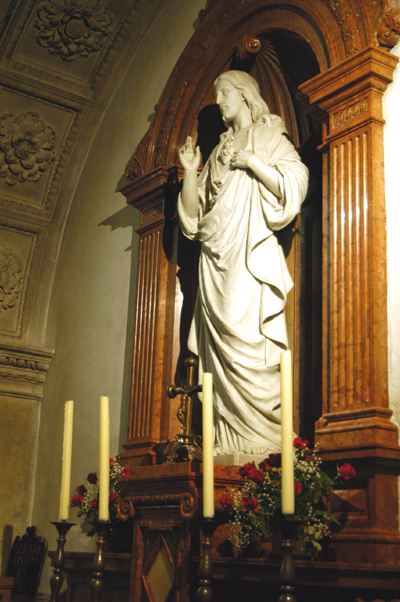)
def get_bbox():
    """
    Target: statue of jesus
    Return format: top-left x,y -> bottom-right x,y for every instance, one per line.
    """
178,70 -> 308,457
